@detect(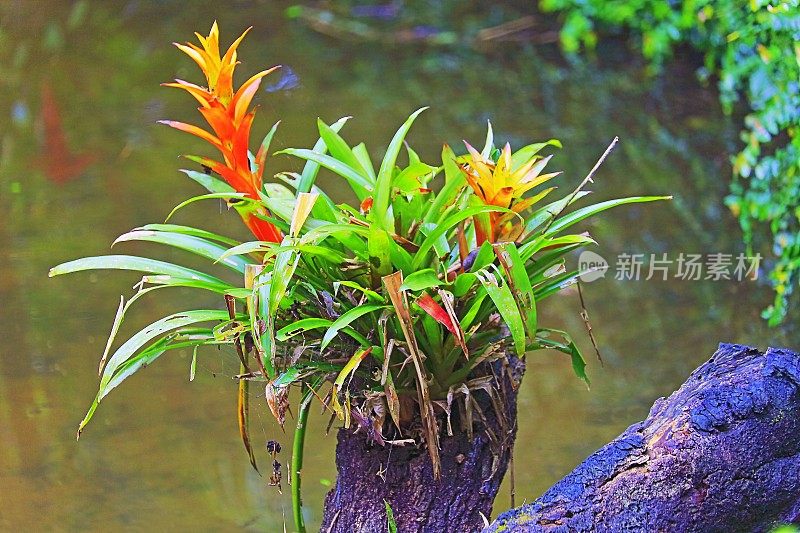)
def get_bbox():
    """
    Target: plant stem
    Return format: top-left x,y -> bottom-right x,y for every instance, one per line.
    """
292,386 -> 315,533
